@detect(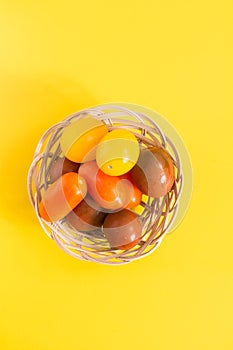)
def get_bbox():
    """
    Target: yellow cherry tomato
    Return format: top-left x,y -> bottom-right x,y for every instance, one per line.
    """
60,117 -> 108,163
96,129 -> 140,176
